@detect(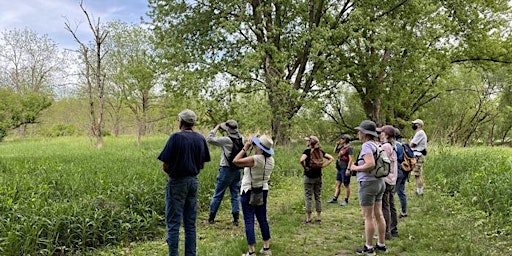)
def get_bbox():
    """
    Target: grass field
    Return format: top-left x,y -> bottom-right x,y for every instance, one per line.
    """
1,136 -> 511,255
